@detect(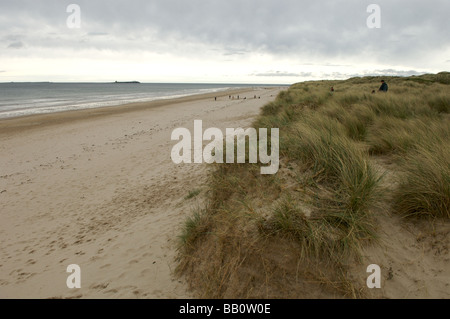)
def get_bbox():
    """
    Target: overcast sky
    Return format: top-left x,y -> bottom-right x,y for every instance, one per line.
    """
1,0 -> 449,83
